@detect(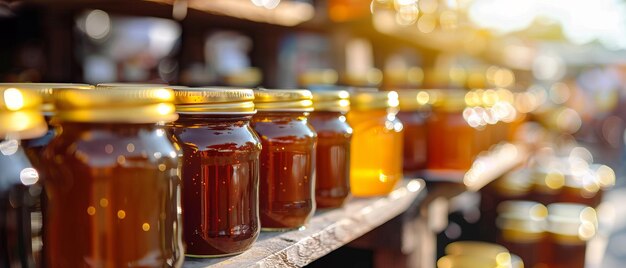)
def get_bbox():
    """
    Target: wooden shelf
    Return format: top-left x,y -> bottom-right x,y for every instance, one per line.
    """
183,179 -> 426,268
